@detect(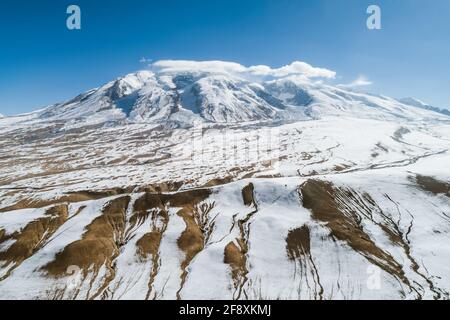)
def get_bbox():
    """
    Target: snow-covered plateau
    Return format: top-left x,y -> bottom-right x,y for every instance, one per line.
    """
0,60 -> 449,300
